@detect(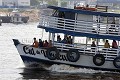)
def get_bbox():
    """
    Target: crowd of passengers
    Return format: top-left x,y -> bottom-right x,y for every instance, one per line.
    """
57,35 -> 73,44
32,35 -> 73,48
32,38 -> 52,48
91,40 -> 118,49
32,36 -> 118,50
